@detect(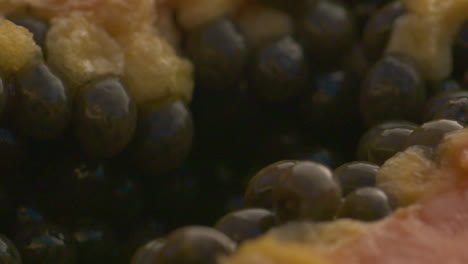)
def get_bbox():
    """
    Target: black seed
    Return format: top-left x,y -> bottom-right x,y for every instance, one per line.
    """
295,0 -> 356,68
14,60 -> 71,140
156,226 -> 235,264
245,160 -> 298,209
356,120 -> 418,161
424,90 -> 468,122
360,54 -> 426,127
131,238 -> 166,264
273,161 -> 342,222
368,126 -> 414,165
248,36 -> 309,102
128,100 -> 193,175
185,18 -> 247,91
362,1 -> 406,62
337,187 -> 392,221
334,161 -> 379,196
214,208 -> 276,244
74,76 -> 137,159
405,119 -> 464,149
433,97 -> 468,125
